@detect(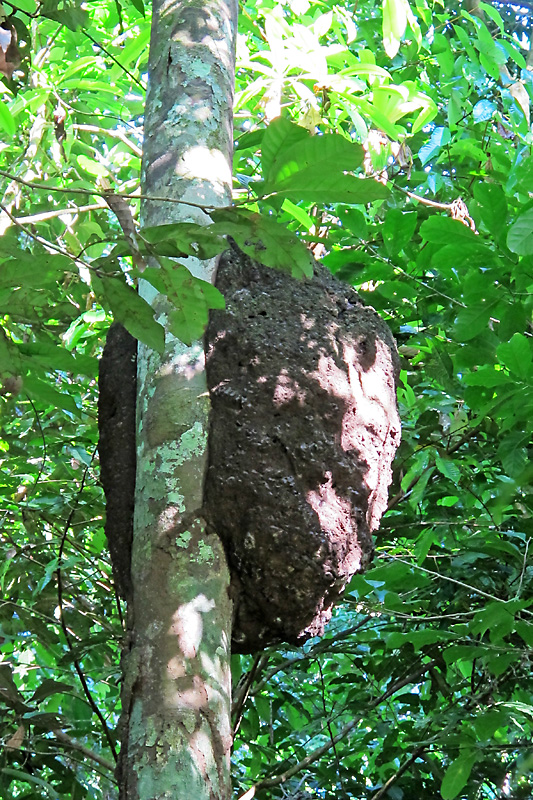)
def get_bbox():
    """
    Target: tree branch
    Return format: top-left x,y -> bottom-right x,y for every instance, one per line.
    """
53,729 -> 116,772
237,662 -> 436,798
